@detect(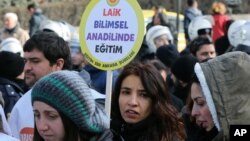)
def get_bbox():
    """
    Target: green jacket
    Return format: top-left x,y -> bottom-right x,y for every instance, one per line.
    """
195,51 -> 250,141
